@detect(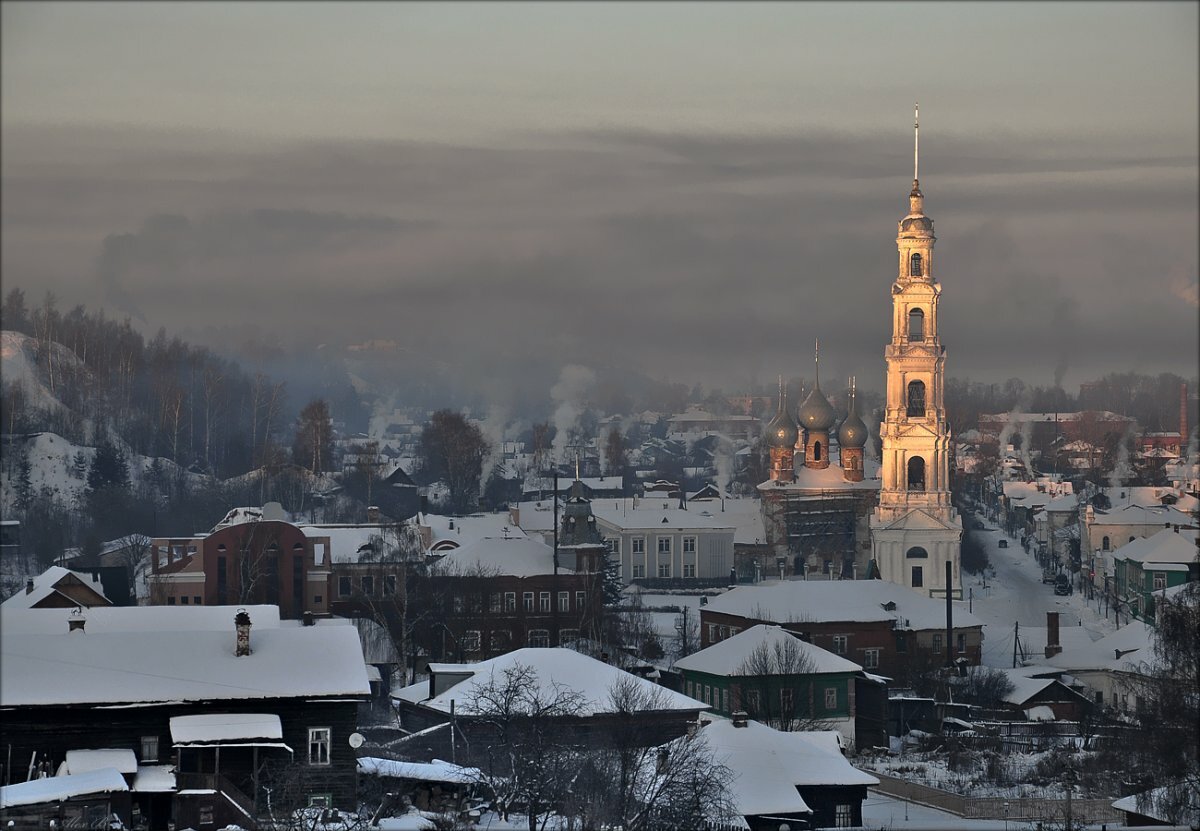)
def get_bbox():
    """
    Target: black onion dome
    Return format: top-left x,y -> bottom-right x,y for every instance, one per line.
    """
766,400 -> 799,448
838,405 -> 868,449
798,386 -> 836,432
